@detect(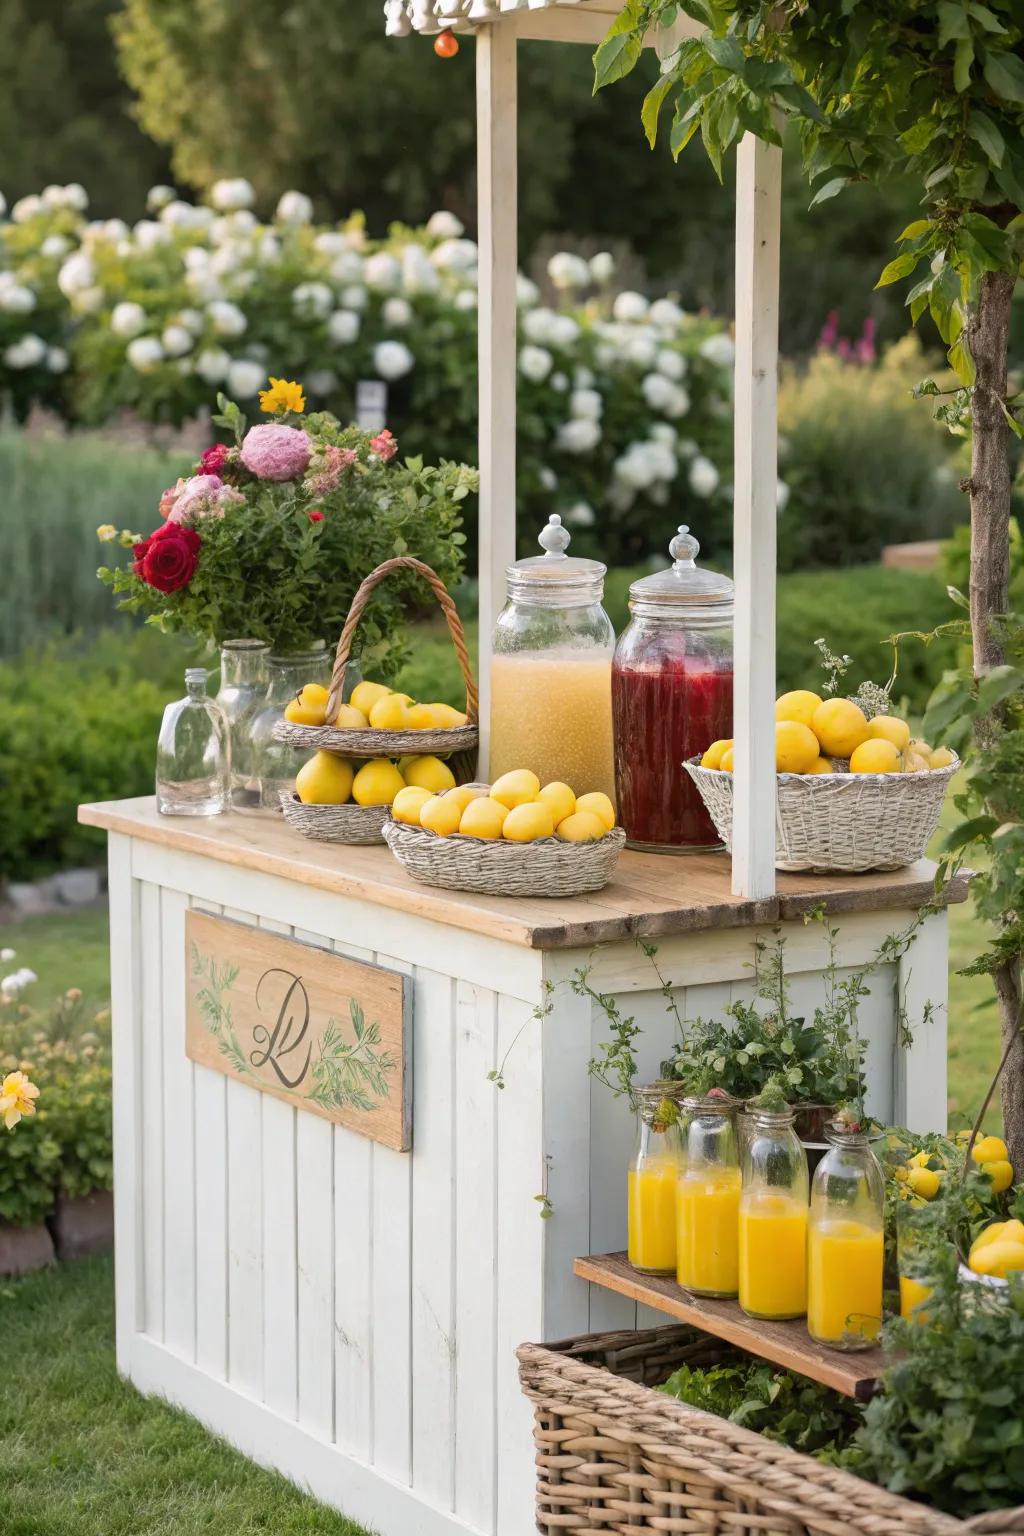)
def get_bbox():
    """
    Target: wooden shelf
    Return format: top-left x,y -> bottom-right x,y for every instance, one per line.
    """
575,1252 -> 888,1401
